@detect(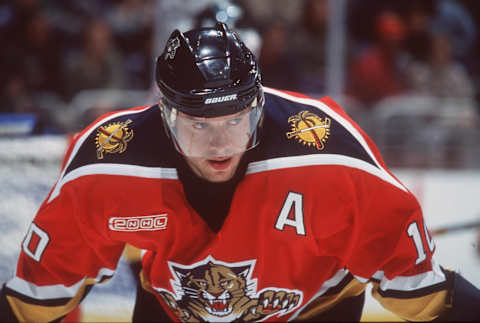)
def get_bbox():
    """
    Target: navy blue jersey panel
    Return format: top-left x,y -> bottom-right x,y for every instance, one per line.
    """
64,93 -> 378,179
64,106 -> 178,176
252,93 -> 377,167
